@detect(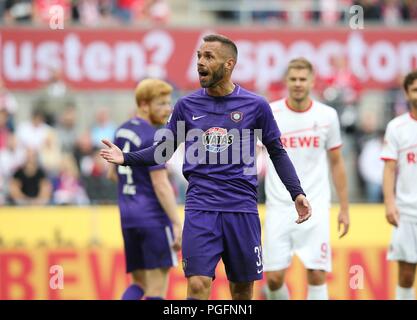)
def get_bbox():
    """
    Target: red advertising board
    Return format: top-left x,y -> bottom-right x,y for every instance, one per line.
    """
1,27 -> 416,91
0,248 -> 405,300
